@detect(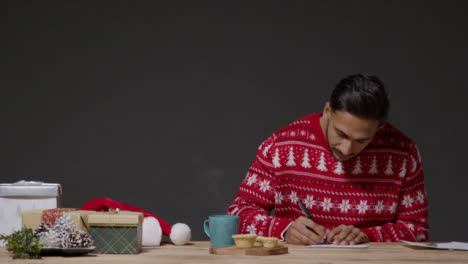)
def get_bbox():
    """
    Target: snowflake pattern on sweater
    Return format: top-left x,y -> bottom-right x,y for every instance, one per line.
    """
228,113 -> 429,242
